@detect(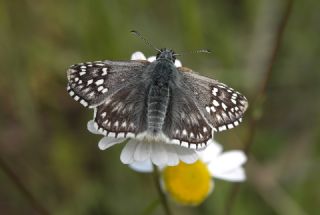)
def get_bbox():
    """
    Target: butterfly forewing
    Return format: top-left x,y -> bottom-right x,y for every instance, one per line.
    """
67,60 -> 149,108
179,67 -> 248,132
